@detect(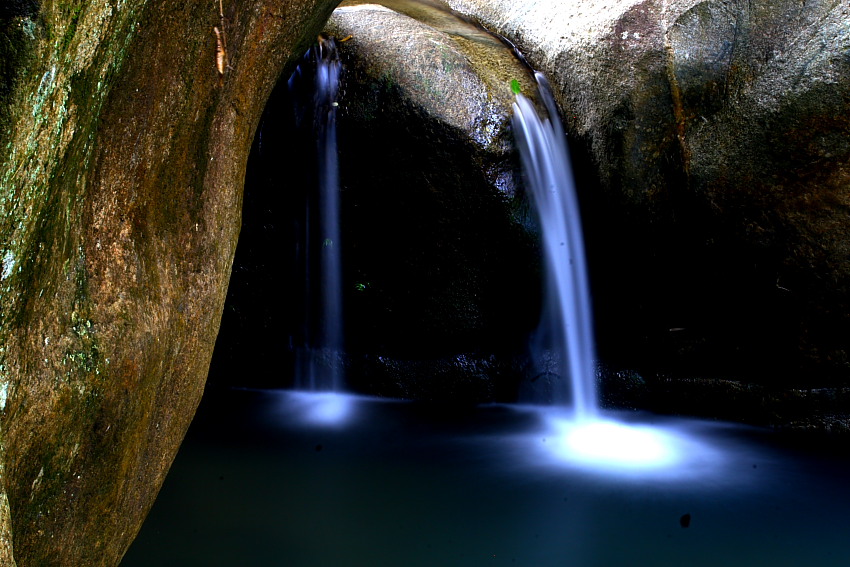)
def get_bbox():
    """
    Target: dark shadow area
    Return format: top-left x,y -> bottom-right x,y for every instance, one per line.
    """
576,125 -> 813,387
207,46 -> 541,398
335,68 -> 540,362
208,33 -> 831,400
206,70 -> 306,389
